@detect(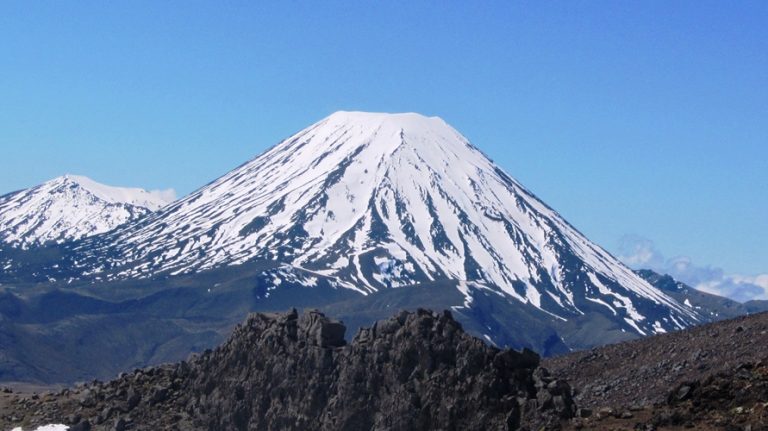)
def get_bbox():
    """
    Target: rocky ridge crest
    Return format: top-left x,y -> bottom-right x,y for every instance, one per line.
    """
1,309 -> 574,431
